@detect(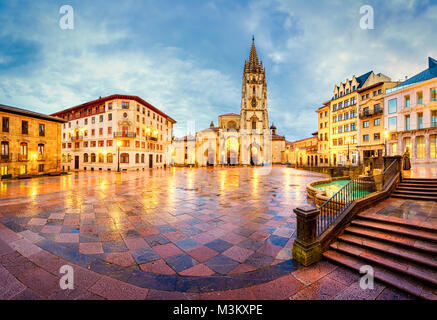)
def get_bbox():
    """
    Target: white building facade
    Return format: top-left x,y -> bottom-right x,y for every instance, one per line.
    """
384,58 -> 437,164
52,95 -> 176,172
